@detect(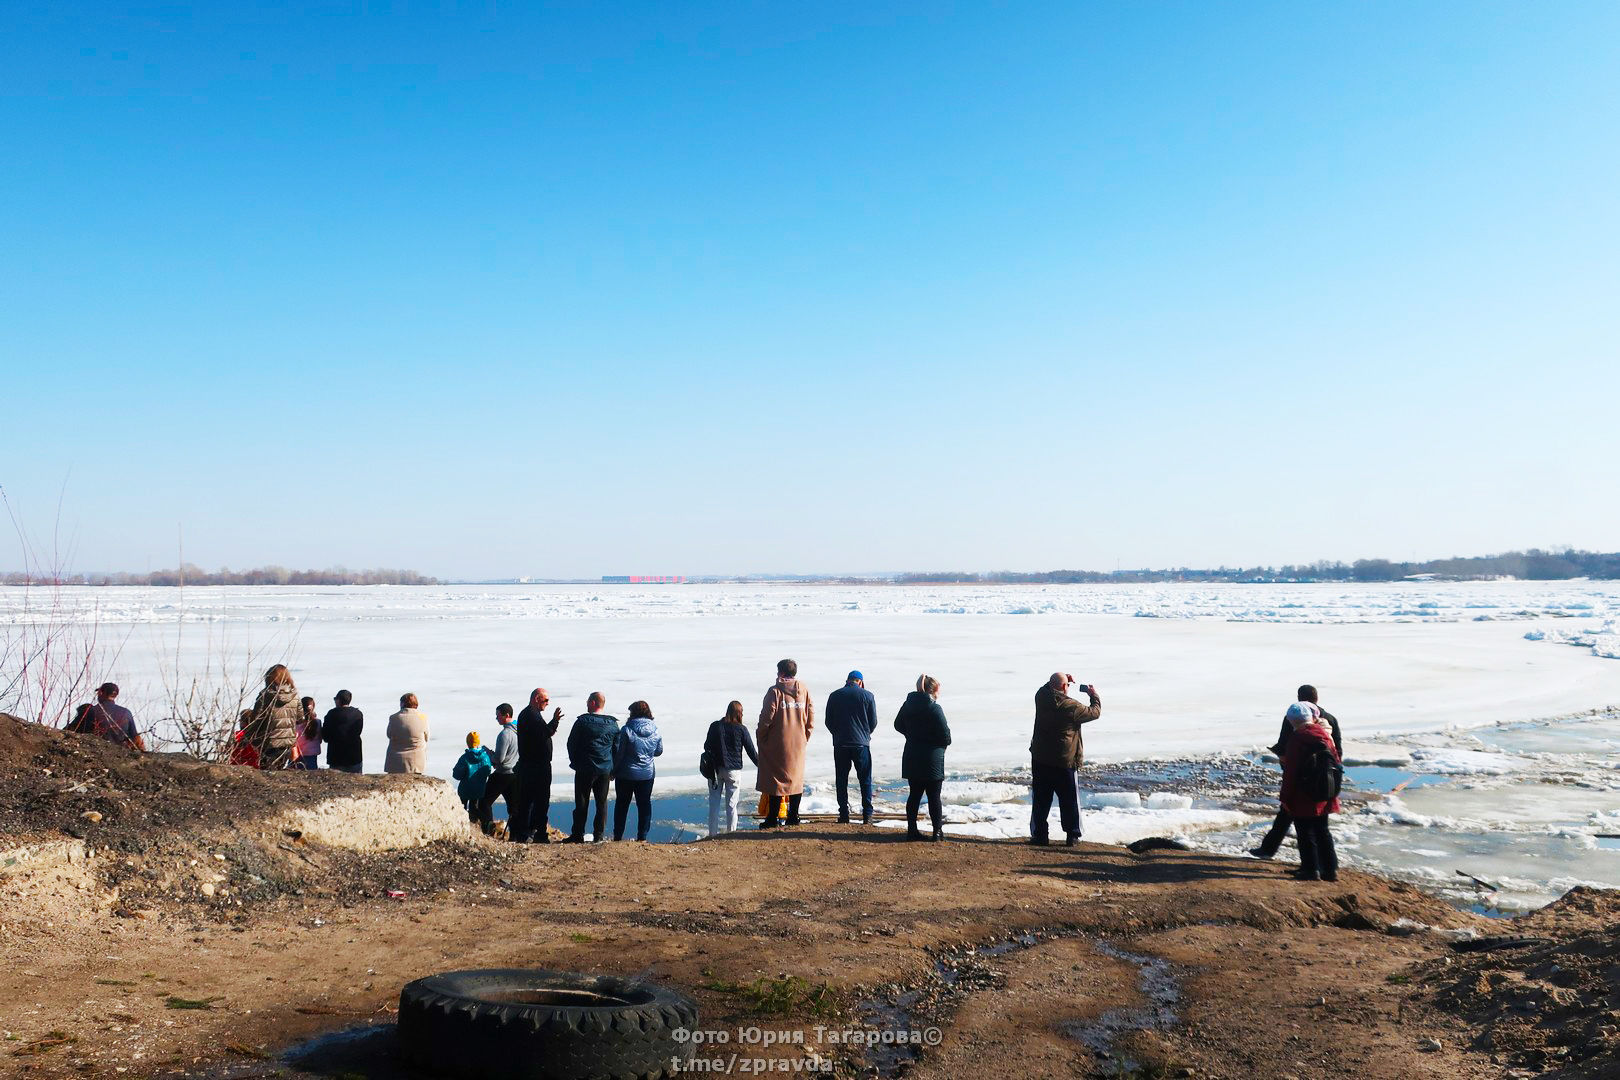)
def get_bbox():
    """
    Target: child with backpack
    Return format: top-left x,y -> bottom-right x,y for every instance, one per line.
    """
1278,701 -> 1343,882
453,732 -> 494,823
